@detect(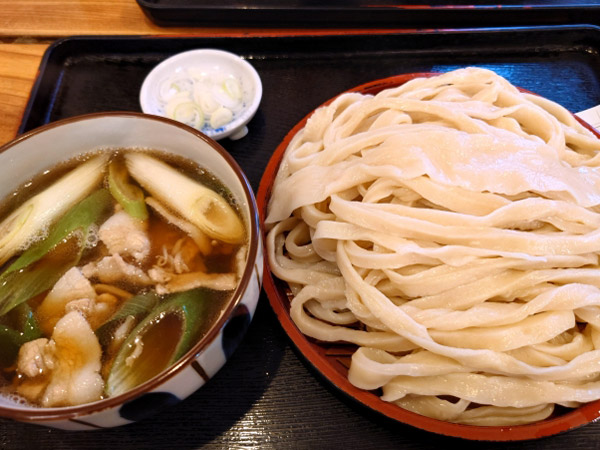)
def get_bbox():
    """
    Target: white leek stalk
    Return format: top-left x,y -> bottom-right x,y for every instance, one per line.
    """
125,153 -> 245,244
210,106 -> 233,129
0,154 -> 109,266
